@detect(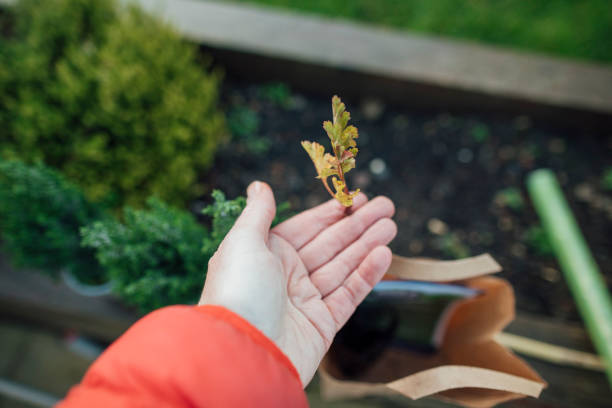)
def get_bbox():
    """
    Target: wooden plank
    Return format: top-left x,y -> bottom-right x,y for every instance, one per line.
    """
0,255 -> 136,342
124,0 -> 612,127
